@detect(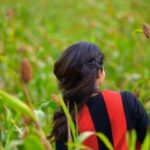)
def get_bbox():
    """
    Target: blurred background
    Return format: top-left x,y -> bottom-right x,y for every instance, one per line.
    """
0,0 -> 150,149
